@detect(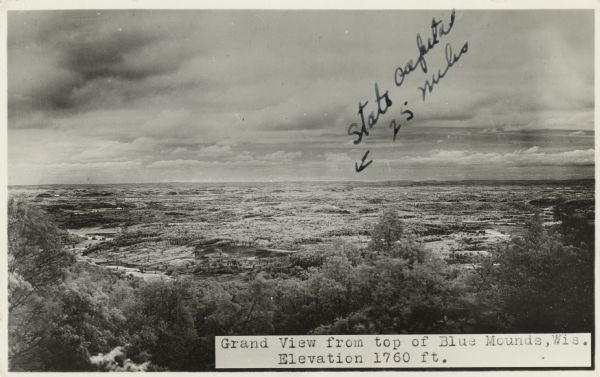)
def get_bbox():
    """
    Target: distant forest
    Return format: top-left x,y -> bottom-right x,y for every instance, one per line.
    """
7,197 -> 594,371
